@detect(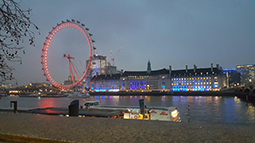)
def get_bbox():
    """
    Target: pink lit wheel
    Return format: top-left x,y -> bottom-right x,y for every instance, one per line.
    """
41,19 -> 95,89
